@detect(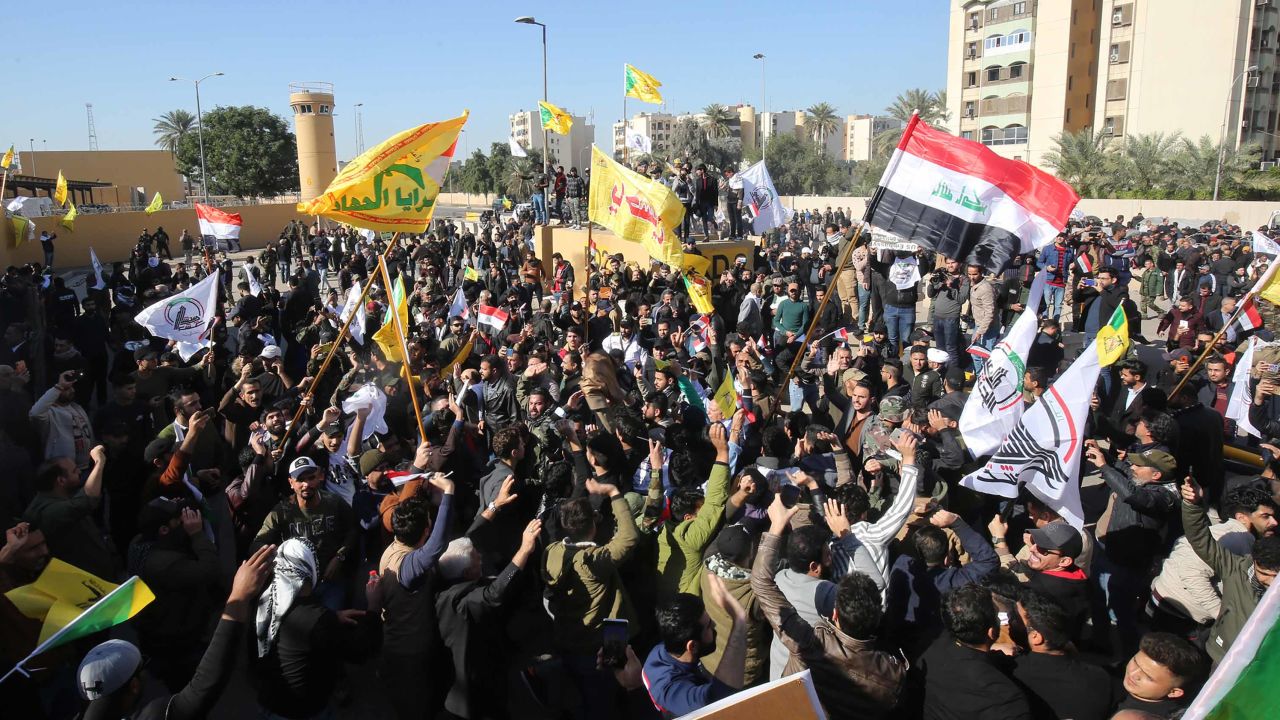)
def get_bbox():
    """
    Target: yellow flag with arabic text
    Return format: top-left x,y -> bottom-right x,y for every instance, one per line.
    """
54,171 -> 68,206
1095,305 -> 1129,367
299,112 -> 468,232
624,64 -> 664,105
1,145 -> 13,170
145,192 -> 163,215
713,372 -> 739,420
538,101 -> 573,135
684,271 -> 715,314
373,277 -> 410,362
5,558 -> 120,644
588,146 -> 685,269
